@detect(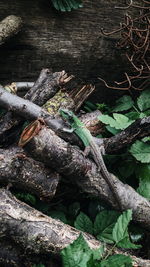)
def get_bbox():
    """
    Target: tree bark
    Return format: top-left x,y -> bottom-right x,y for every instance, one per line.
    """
0,146 -> 60,201
0,15 -> 22,45
0,0 -> 139,103
0,189 -> 149,267
22,126 -> 150,230
1,86 -> 150,152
